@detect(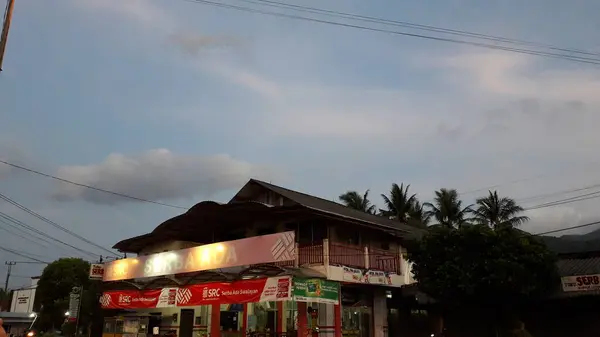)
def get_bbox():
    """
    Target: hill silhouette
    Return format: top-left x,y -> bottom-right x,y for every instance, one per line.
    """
541,227 -> 600,254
